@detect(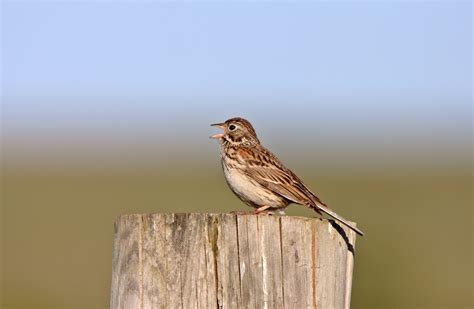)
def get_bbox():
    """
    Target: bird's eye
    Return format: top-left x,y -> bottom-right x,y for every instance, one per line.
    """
229,125 -> 236,131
